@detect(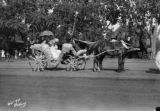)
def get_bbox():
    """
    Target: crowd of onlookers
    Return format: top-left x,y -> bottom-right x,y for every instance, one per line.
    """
0,49 -> 24,61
